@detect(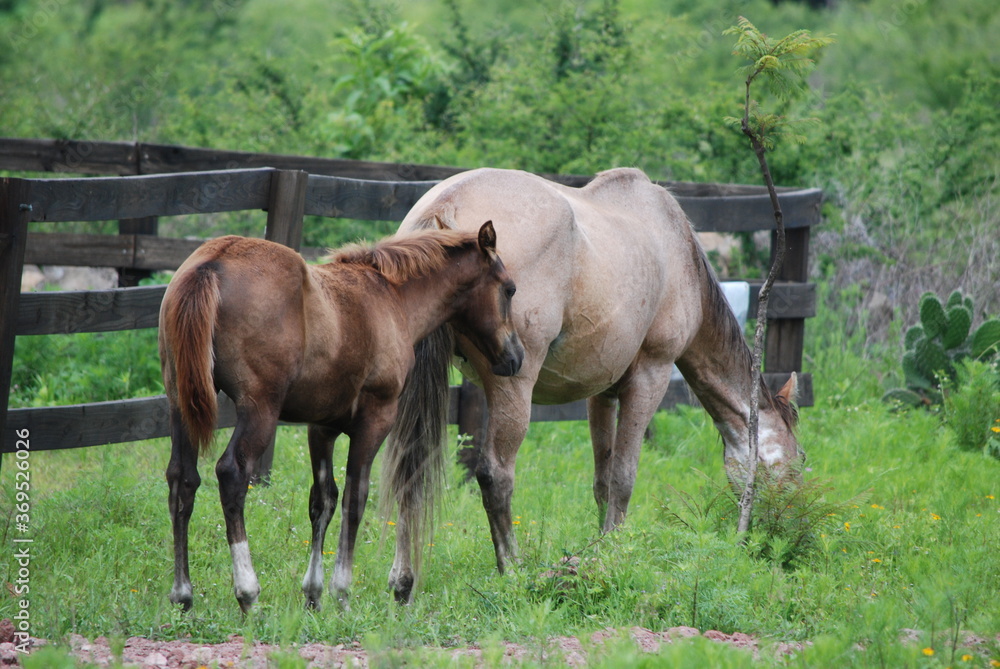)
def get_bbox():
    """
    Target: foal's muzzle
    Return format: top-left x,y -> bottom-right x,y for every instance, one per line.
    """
491,333 -> 524,377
